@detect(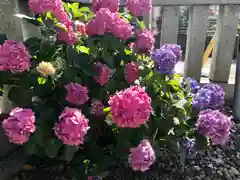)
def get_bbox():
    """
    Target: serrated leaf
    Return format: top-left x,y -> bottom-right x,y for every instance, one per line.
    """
37,77 -> 47,84
45,139 -> 62,159
76,46 -> 89,54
